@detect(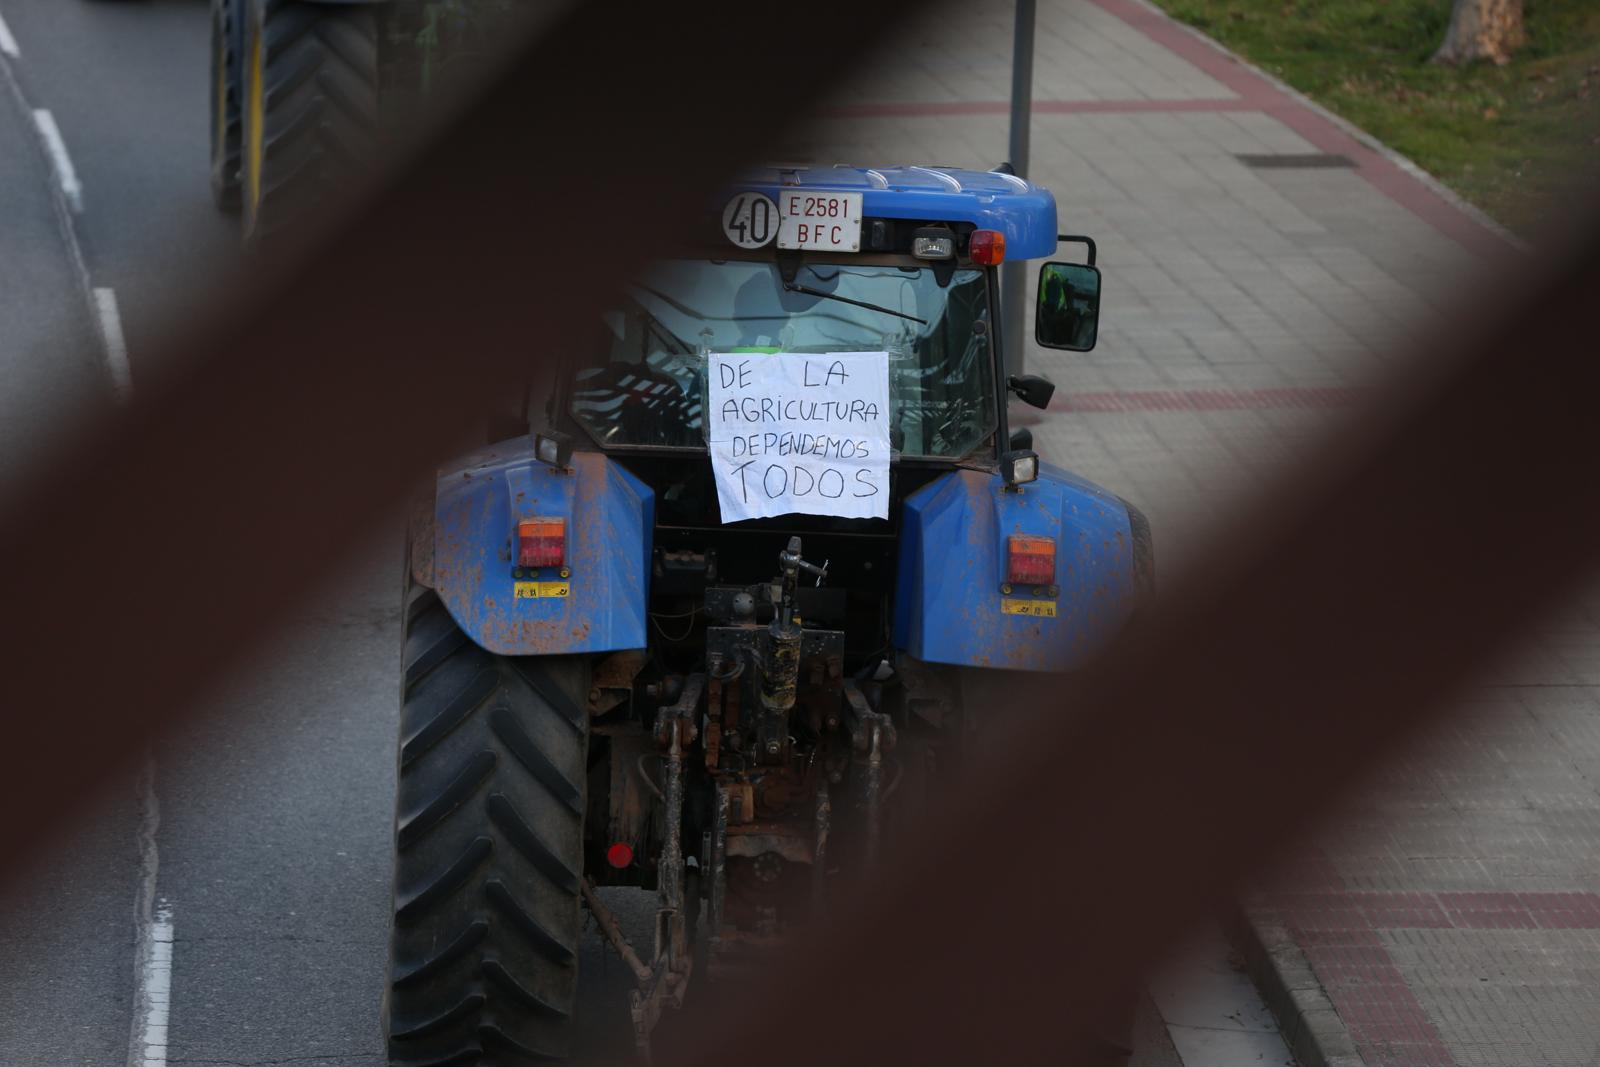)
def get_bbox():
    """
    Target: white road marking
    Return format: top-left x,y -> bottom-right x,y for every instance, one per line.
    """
0,11 -> 19,59
126,757 -> 172,1067
140,905 -> 174,1067
94,288 -> 133,399
32,108 -> 82,212
13,54 -> 167,1062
